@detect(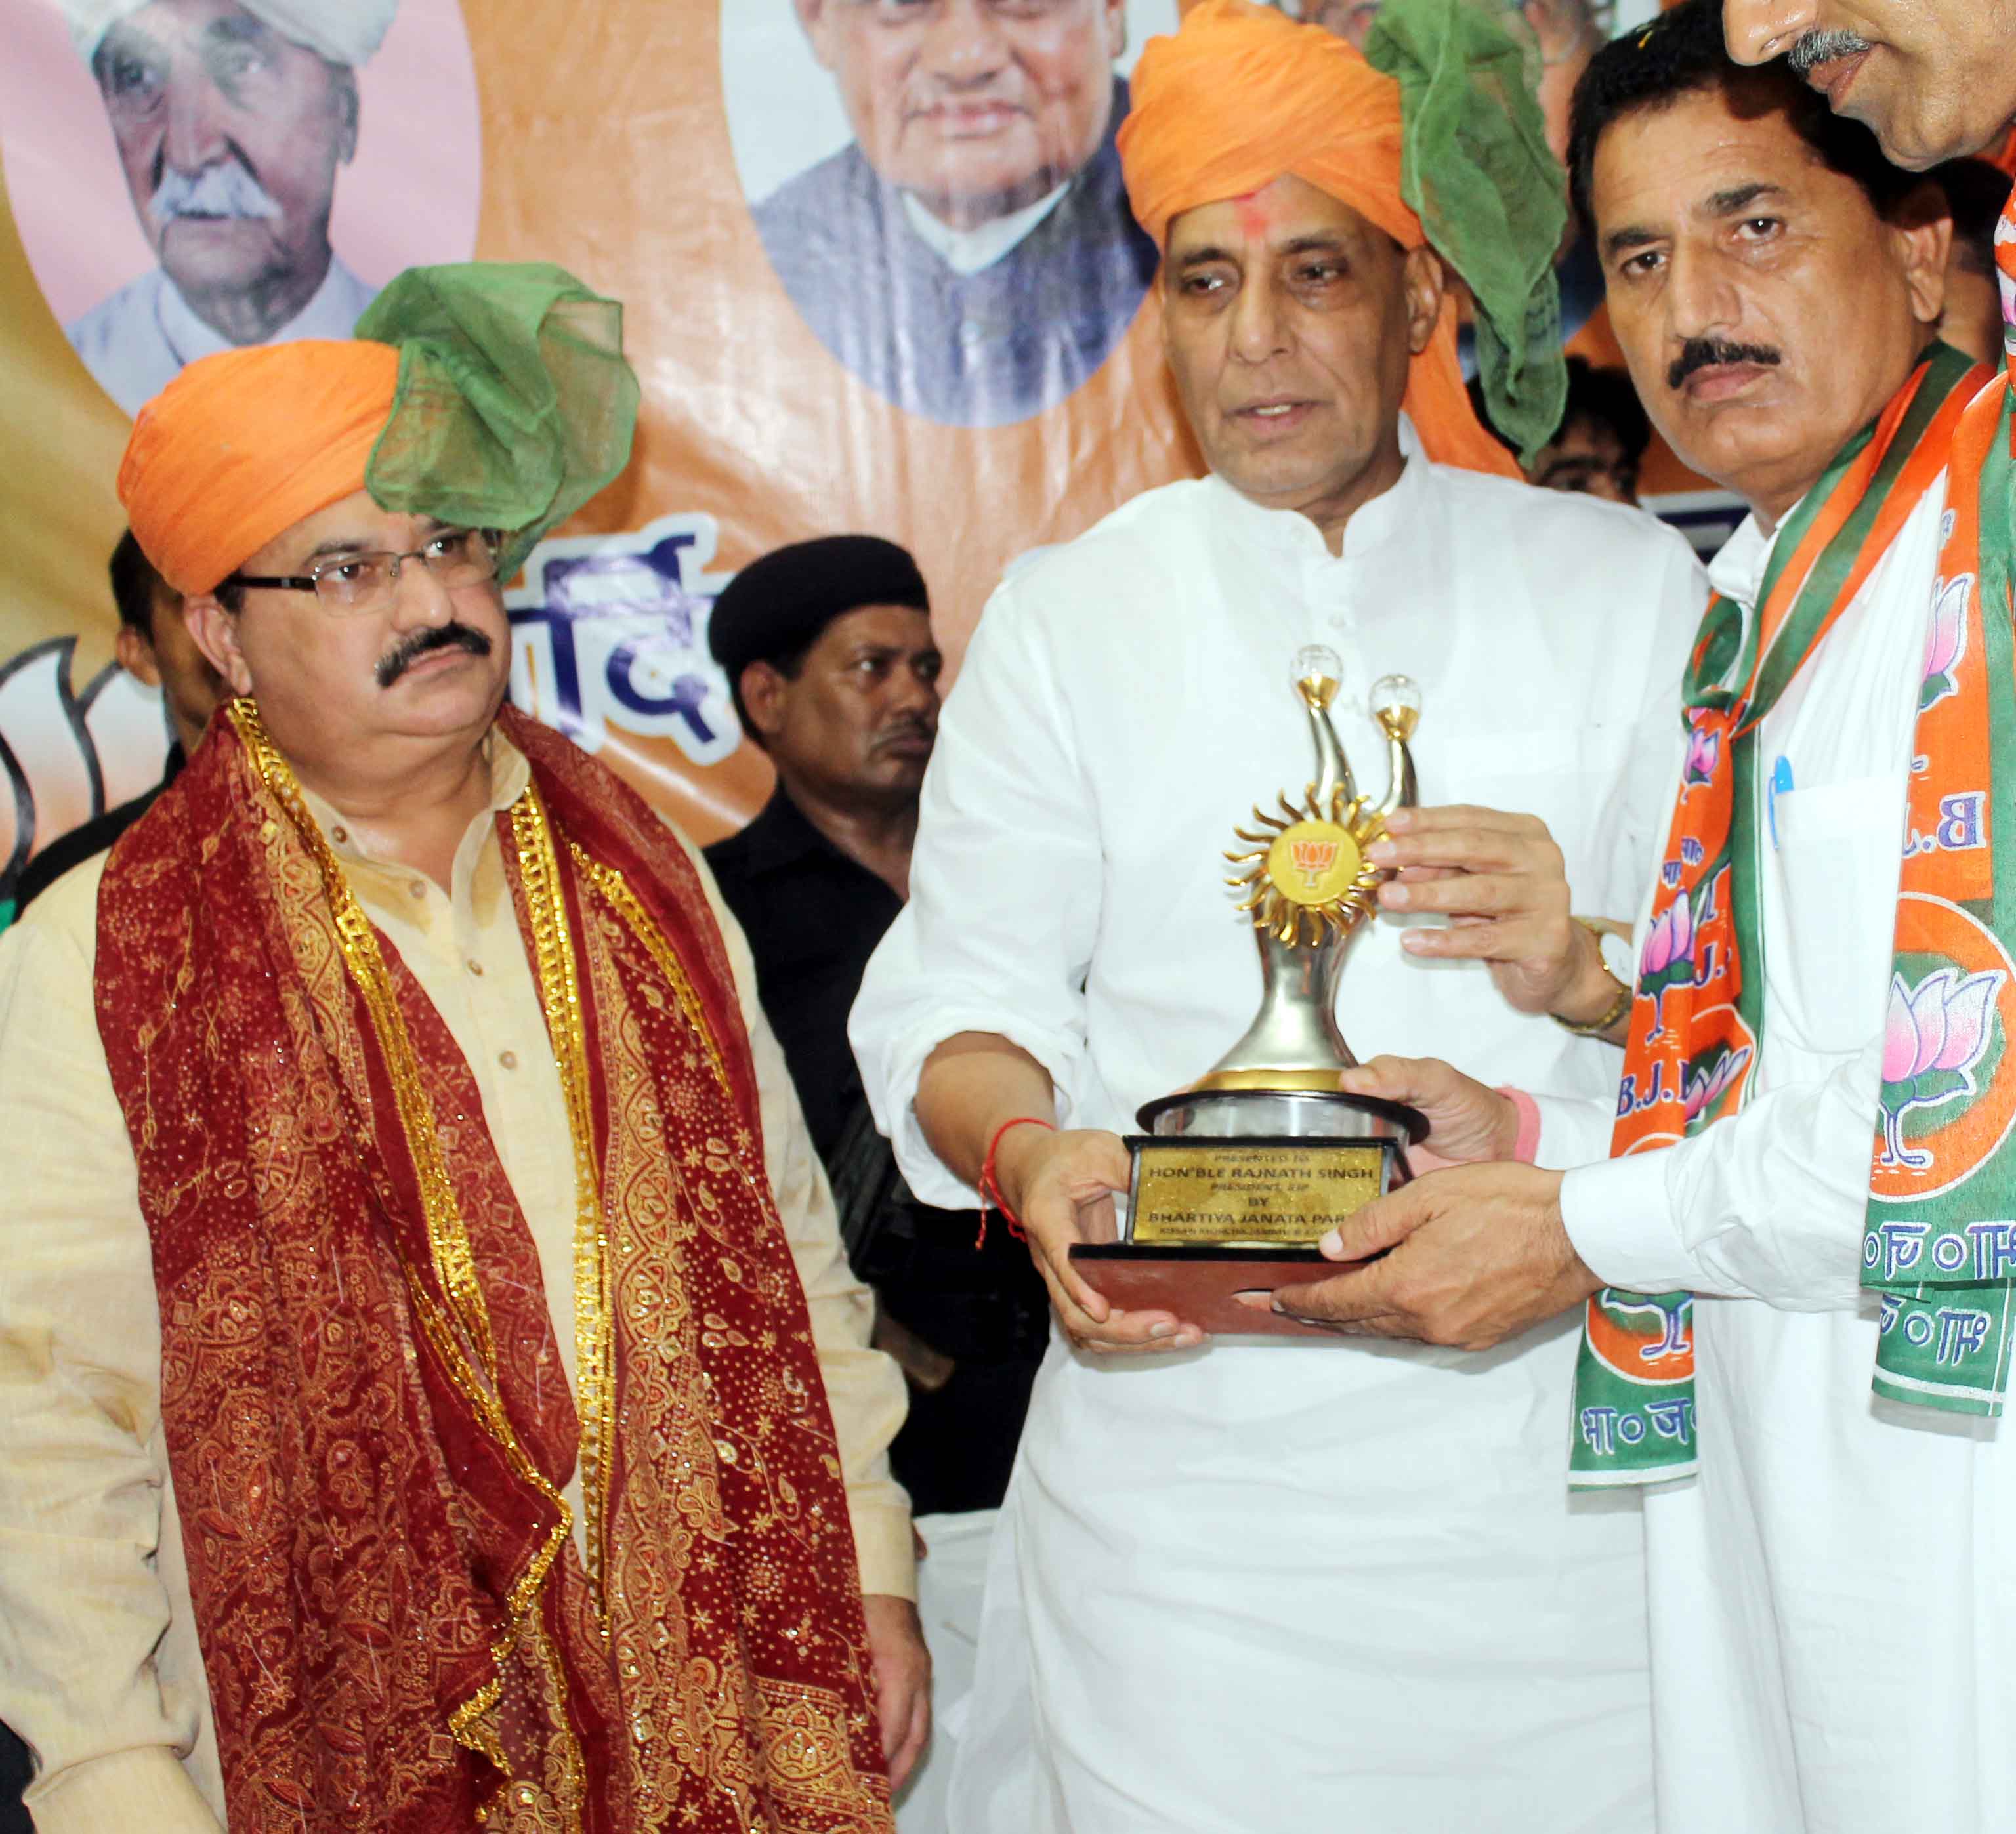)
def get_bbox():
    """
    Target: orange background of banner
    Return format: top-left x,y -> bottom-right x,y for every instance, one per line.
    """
0,2 -> 1202,862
